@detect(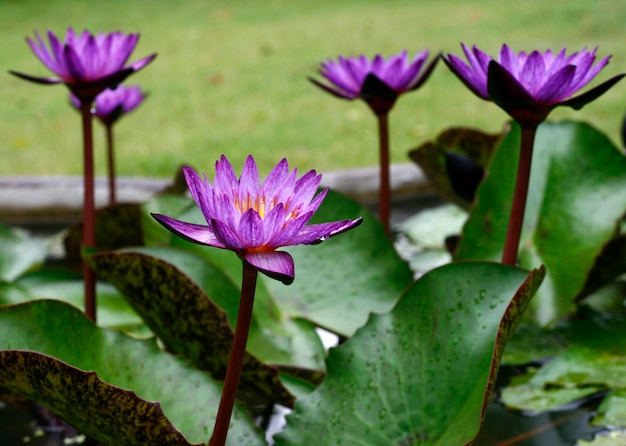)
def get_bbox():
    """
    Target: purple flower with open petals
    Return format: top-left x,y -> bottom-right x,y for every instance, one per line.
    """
310,50 -> 439,114
71,85 -> 147,125
10,28 -> 156,101
152,155 -> 363,285
444,43 -> 625,126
